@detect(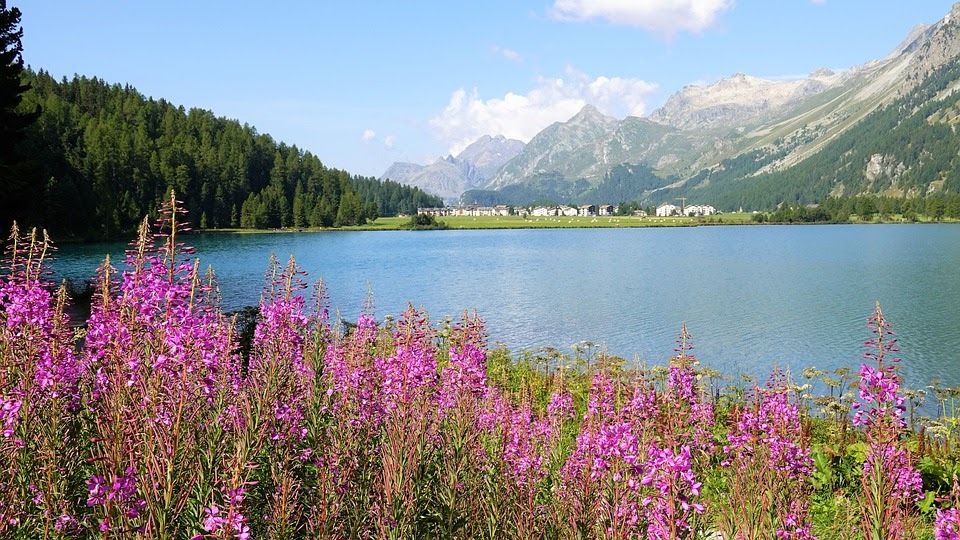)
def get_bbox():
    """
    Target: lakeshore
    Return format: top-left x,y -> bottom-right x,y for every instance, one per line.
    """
201,212 -> 957,234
